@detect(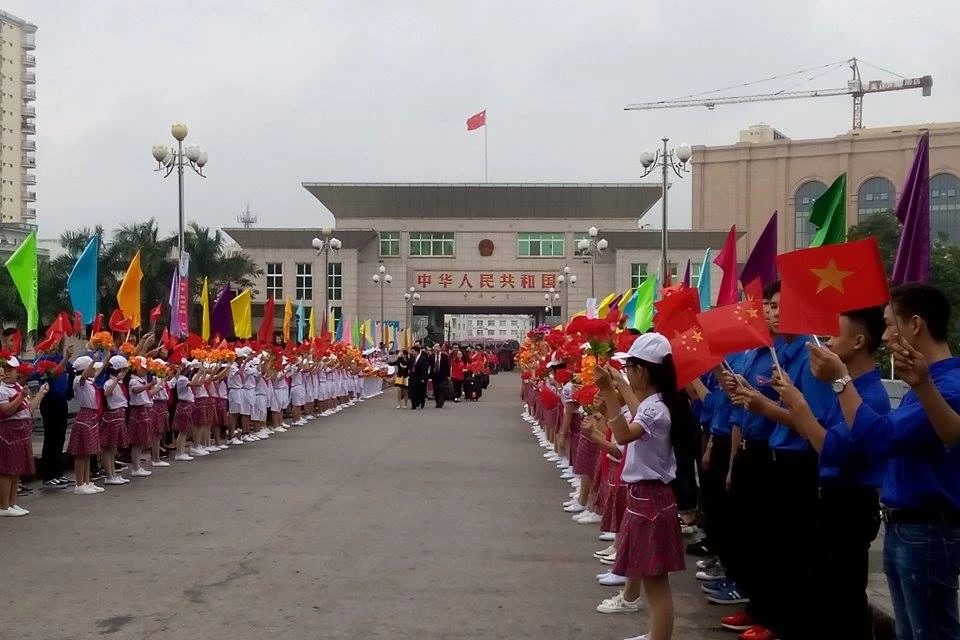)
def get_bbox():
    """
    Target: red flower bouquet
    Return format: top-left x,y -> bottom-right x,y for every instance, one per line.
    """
553,368 -> 572,385
571,384 -> 601,414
